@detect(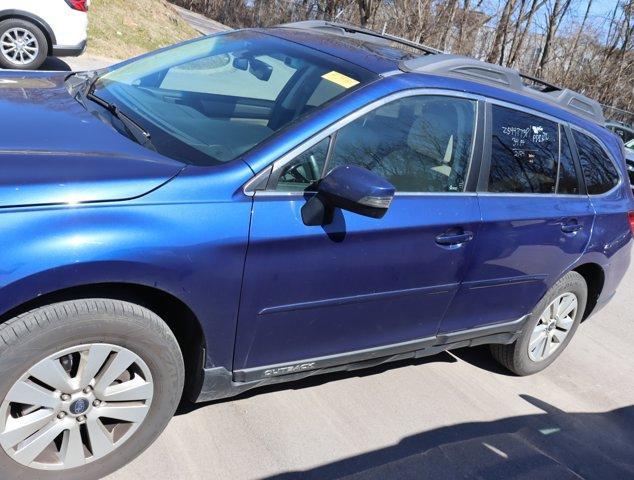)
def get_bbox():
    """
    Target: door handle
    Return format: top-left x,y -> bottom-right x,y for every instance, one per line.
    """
561,221 -> 583,234
435,231 -> 474,246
